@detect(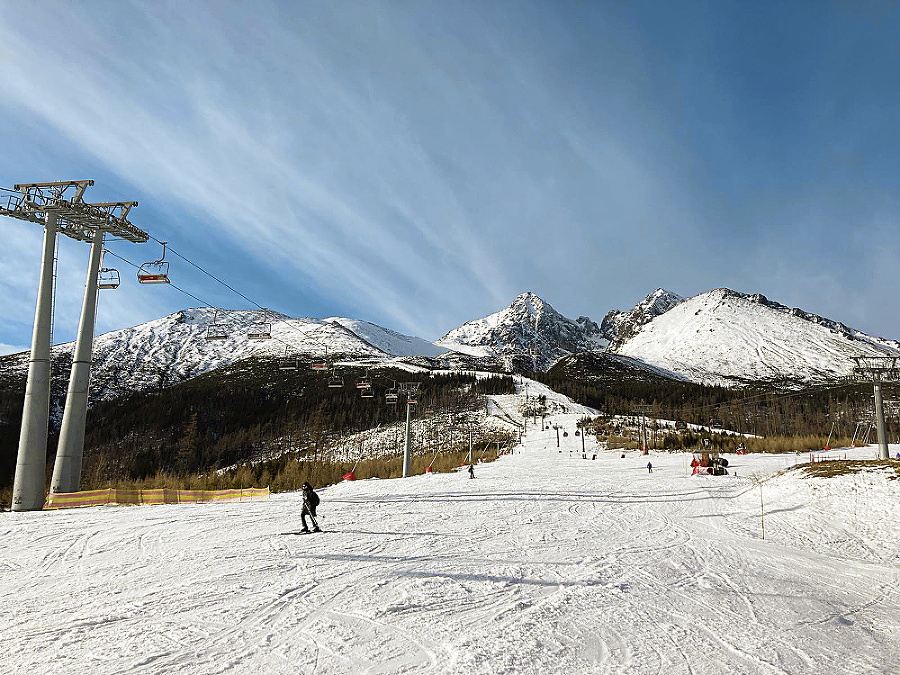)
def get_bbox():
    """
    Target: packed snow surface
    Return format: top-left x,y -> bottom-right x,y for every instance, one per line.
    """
3,431 -> 898,674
